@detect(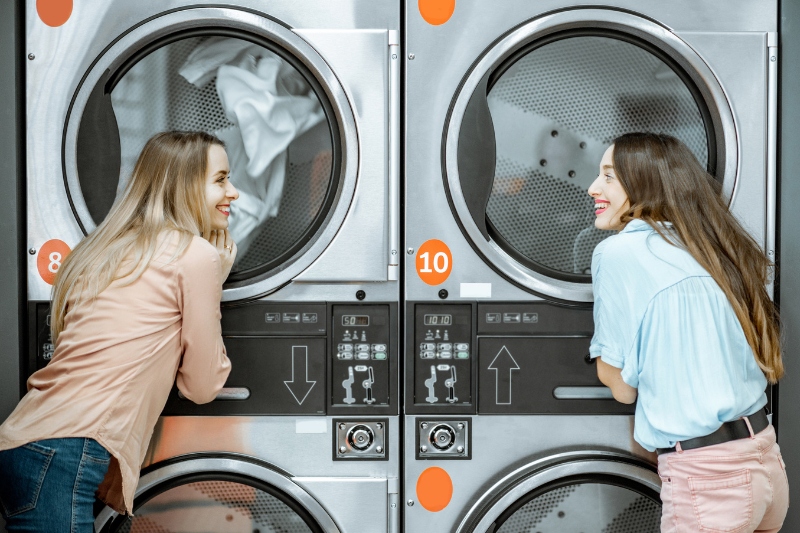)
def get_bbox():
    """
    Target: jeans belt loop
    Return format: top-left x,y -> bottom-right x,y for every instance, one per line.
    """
743,416 -> 755,439
675,441 -> 684,454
